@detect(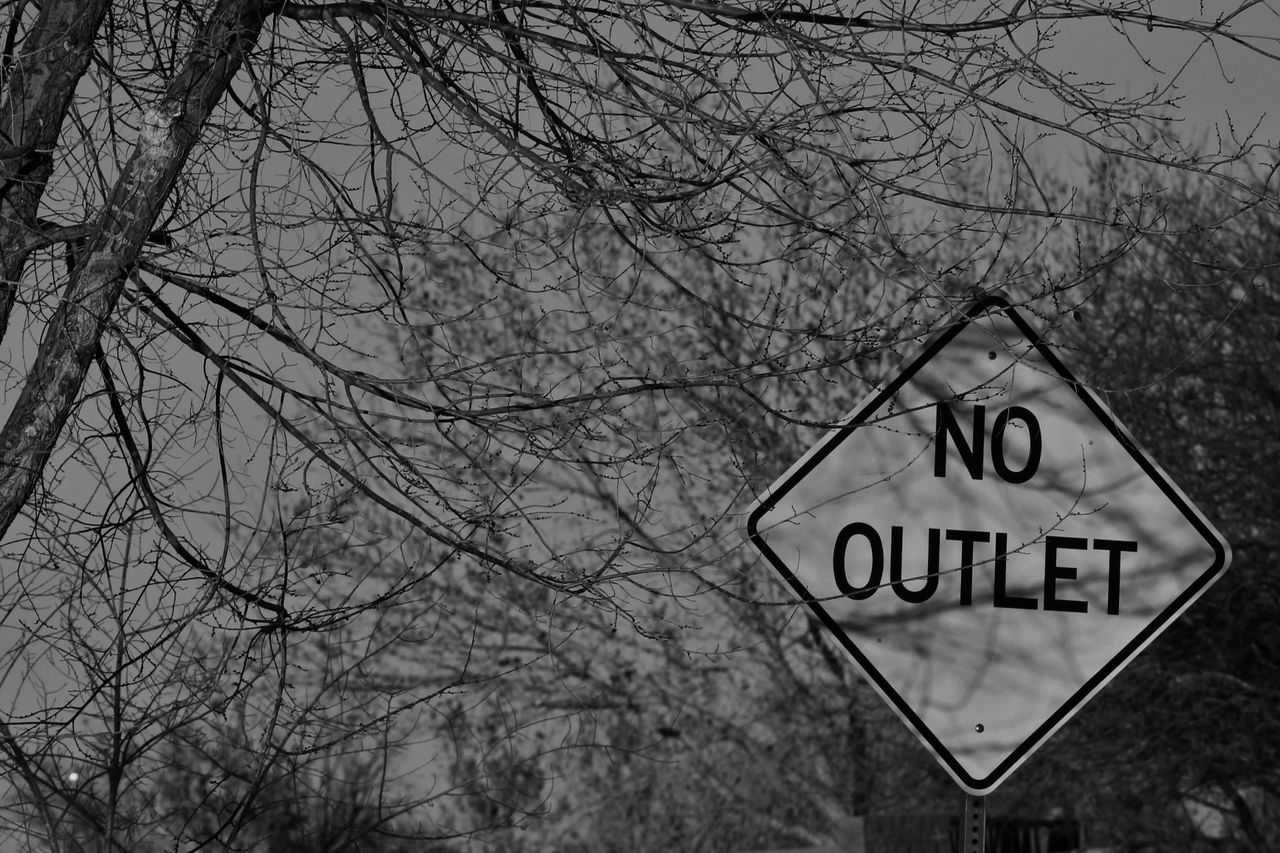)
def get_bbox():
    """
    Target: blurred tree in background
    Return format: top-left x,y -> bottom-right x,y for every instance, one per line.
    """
1010,165 -> 1280,853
